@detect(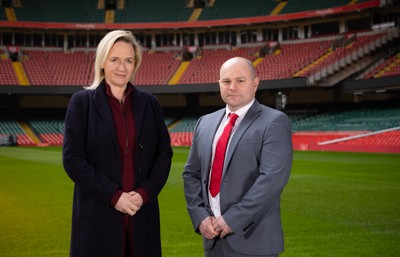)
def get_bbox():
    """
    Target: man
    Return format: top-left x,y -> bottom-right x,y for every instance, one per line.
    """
182,57 -> 292,257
